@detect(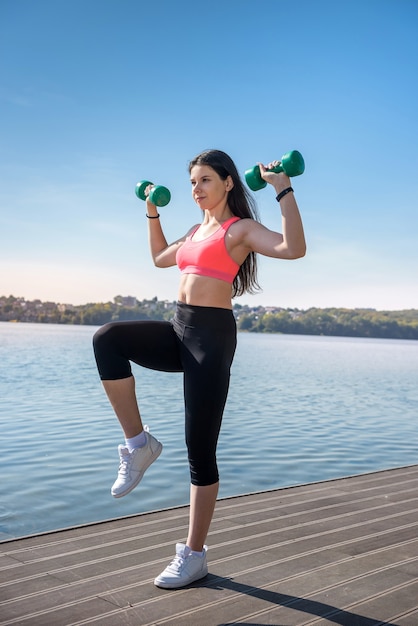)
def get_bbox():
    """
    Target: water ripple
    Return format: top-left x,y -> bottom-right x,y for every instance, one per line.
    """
1,324 -> 417,539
